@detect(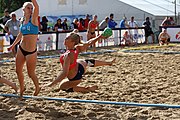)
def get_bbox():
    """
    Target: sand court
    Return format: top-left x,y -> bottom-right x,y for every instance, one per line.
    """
1,45 -> 180,119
